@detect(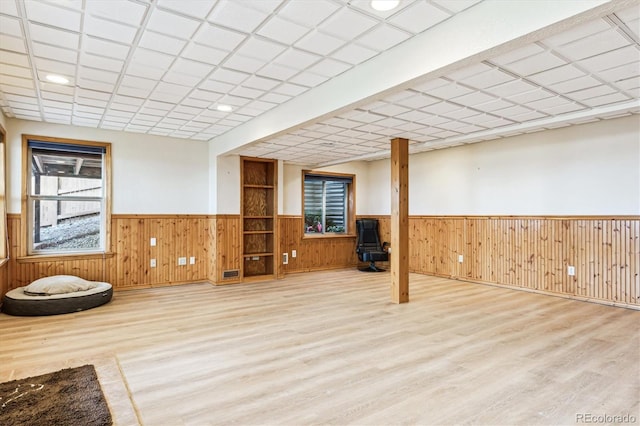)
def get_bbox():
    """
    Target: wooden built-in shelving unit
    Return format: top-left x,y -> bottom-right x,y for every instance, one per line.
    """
241,157 -> 277,281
